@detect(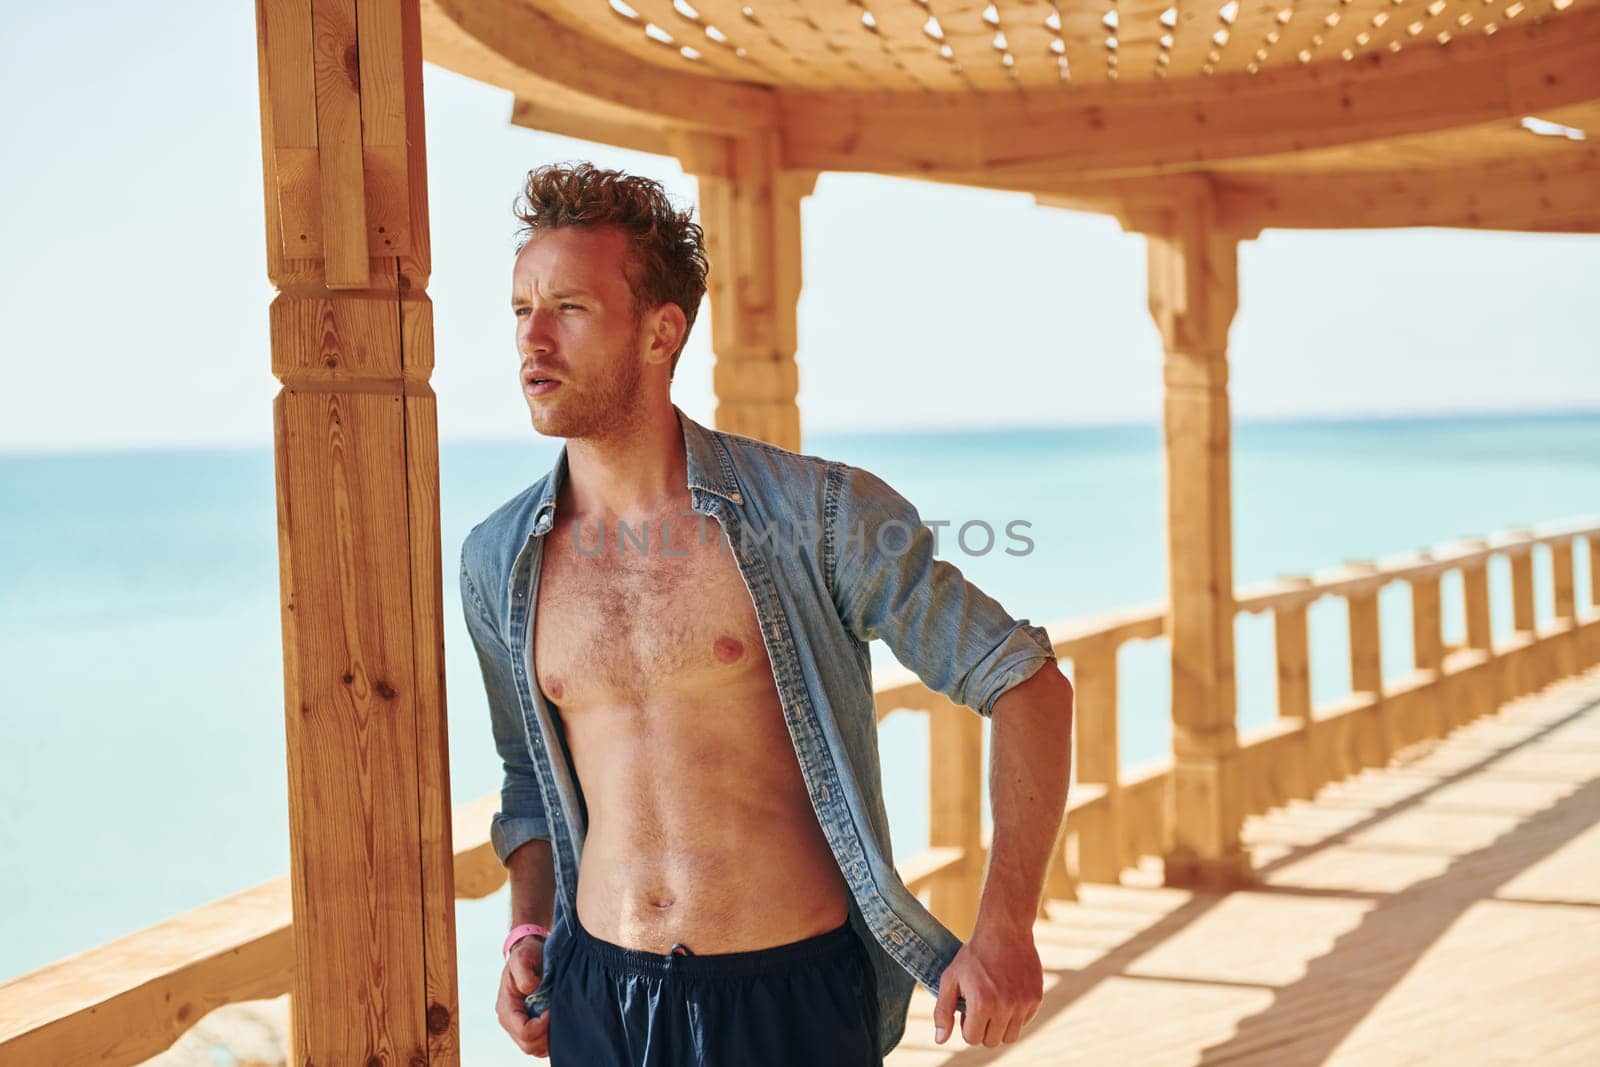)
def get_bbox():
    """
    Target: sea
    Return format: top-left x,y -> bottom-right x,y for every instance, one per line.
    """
2,411 -> 1595,1061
